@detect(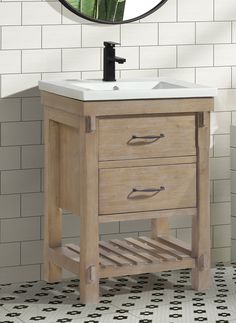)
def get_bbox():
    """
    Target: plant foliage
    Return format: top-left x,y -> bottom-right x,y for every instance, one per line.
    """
67,0 -> 126,22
